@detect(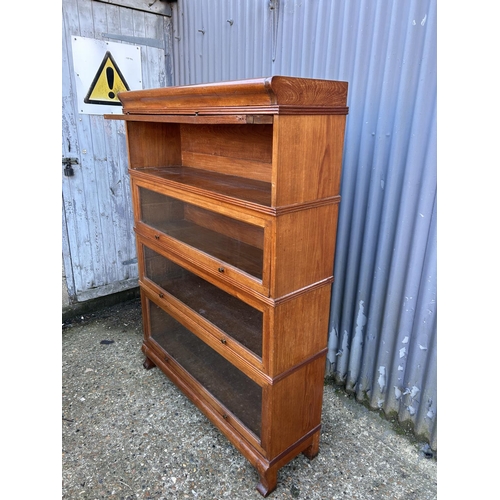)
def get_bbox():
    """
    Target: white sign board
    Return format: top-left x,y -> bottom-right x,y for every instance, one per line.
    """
71,36 -> 142,115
